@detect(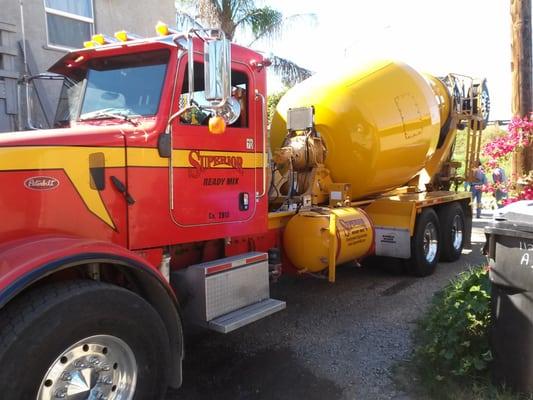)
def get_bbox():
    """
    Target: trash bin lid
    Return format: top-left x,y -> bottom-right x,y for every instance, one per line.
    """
485,200 -> 533,237
486,201 -> 533,290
